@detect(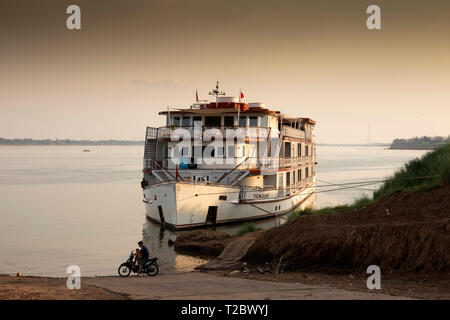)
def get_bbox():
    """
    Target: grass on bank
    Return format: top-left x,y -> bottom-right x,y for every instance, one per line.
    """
288,195 -> 373,220
289,143 -> 450,220
236,223 -> 261,235
373,143 -> 450,199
